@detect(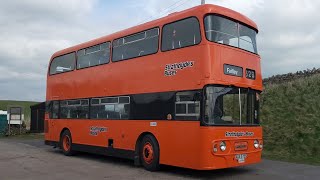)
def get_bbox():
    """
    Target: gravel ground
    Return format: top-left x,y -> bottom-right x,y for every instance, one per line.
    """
0,138 -> 319,180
